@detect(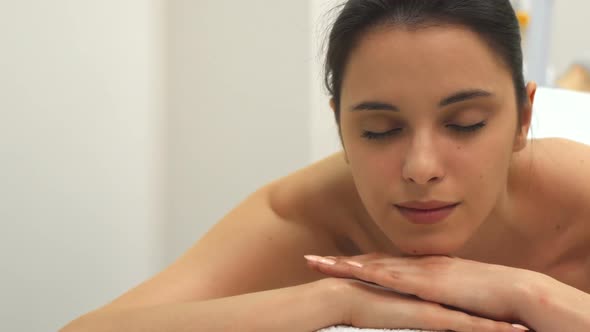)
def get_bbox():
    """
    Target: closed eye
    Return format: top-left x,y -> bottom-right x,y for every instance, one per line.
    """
361,122 -> 486,140
447,121 -> 487,132
361,128 -> 402,140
